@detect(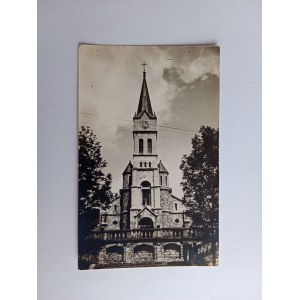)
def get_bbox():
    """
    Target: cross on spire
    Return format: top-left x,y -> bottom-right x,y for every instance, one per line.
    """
141,61 -> 147,77
135,61 -> 156,119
